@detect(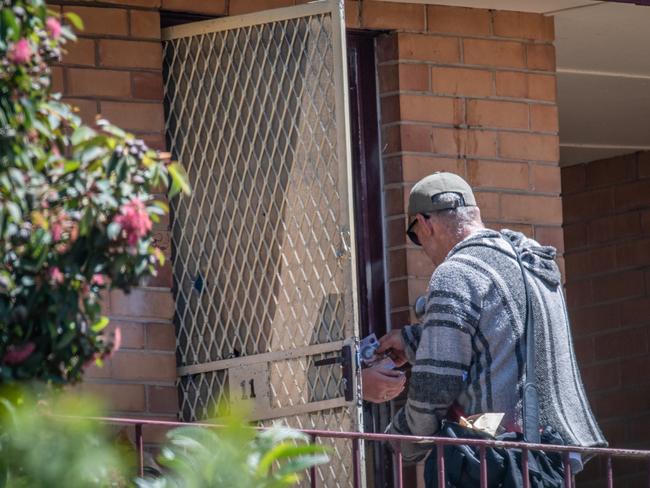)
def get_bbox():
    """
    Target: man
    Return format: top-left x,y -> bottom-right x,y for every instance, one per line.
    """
363,172 -> 605,464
